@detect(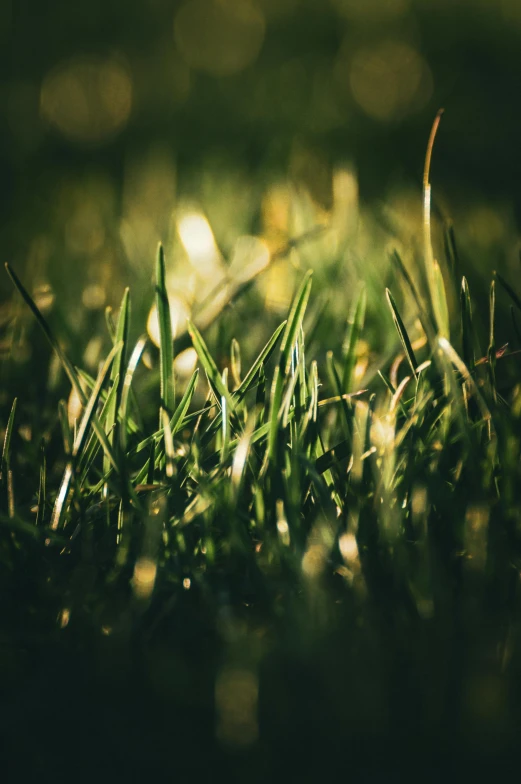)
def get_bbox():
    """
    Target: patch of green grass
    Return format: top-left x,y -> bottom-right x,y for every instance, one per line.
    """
2,170 -> 521,778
